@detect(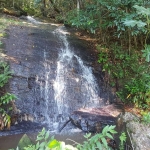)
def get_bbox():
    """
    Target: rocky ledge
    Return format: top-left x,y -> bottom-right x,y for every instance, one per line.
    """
122,112 -> 150,150
59,104 -> 123,133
